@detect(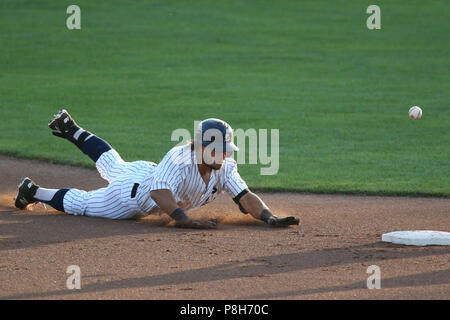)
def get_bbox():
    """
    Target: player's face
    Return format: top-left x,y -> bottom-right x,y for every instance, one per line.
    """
202,146 -> 226,170
211,149 -> 226,169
